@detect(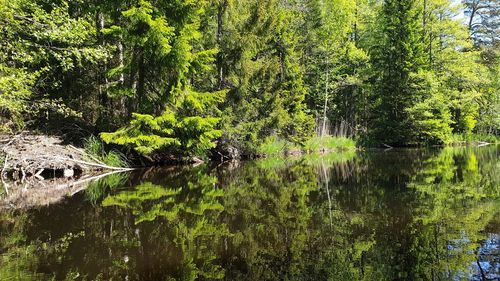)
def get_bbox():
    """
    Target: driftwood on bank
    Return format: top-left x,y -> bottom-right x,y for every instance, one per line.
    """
0,134 -> 131,182
0,134 -> 133,209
